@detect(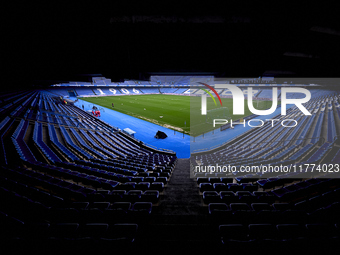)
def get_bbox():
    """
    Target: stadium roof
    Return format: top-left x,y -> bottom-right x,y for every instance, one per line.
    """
3,1 -> 340,88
